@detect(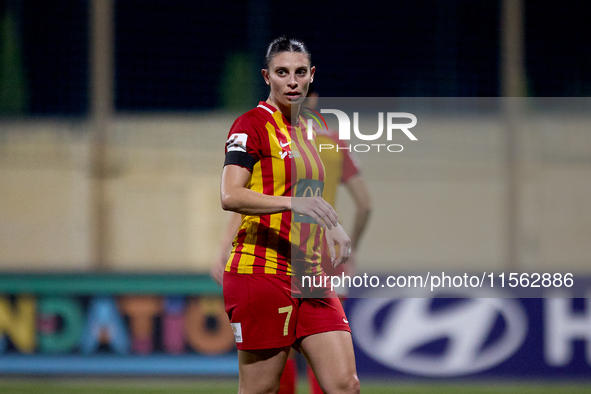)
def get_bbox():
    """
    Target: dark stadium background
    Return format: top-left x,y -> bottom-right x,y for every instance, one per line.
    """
5,0 -> 590,117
